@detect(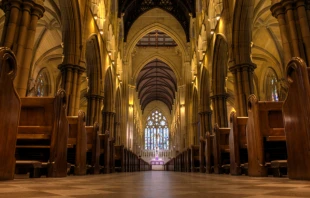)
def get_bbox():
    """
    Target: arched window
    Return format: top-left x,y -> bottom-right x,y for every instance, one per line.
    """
265,68 -> 279,102
145,110 -> 169,150
36,69 -> 49,97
